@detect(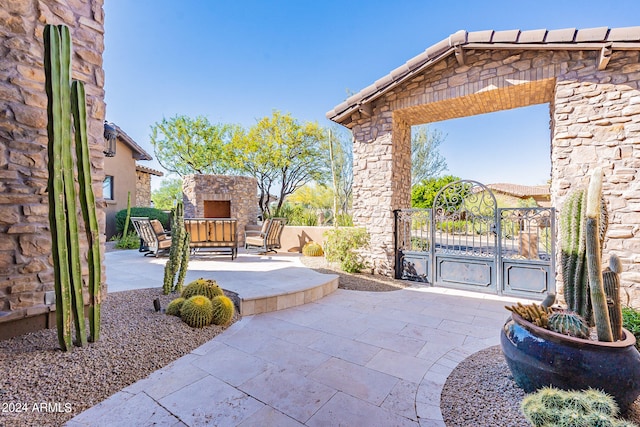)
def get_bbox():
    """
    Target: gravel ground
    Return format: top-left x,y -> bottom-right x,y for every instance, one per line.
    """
441,345 -> 640,426
0,288 -> 238,427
